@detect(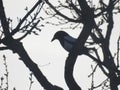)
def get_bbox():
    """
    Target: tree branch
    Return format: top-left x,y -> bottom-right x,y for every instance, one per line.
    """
0,46 -> 8,50
64,0 -> 97,89
17,20 -> 40,41
44,0 -> 82,23
7,41 -> 63,90
11,0 -> 43,35
105,1 -> 114,47
0,0 -> 63,90
85,53 -> 109,77
0,0 -> 12,38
